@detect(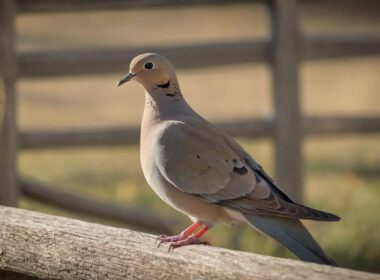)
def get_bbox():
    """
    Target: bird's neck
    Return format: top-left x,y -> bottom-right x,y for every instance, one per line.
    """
141,86 -> 199,138
143,89 -> 192,119
143,77 -> 195,116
